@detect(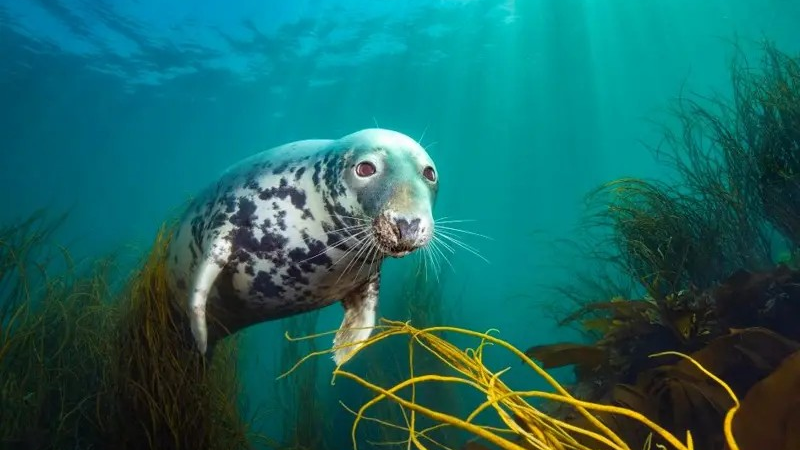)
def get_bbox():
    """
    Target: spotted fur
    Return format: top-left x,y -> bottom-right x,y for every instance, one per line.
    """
166,128 -> 438,365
